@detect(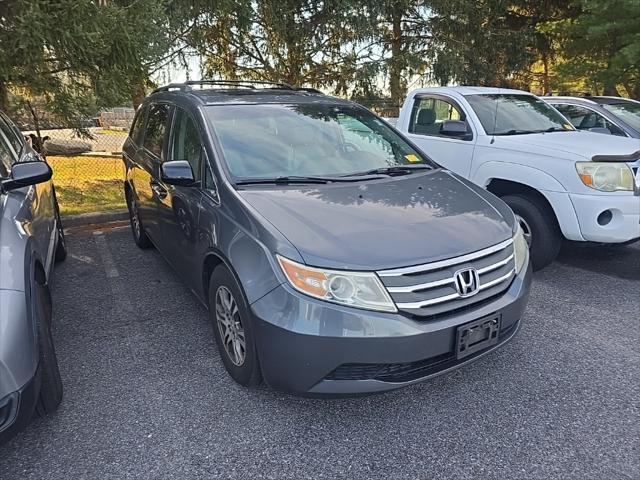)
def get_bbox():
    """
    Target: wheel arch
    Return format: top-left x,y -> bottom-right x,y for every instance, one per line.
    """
201,242 -> 282,309
486,179 -> 559,225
